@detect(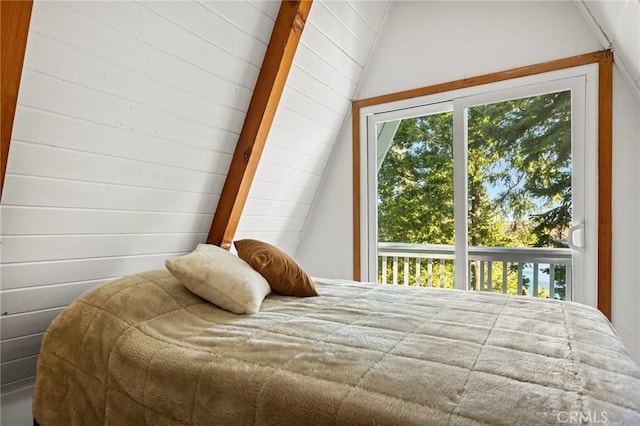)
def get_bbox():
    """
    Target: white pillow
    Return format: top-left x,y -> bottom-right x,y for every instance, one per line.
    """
165,244 -> 271,314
